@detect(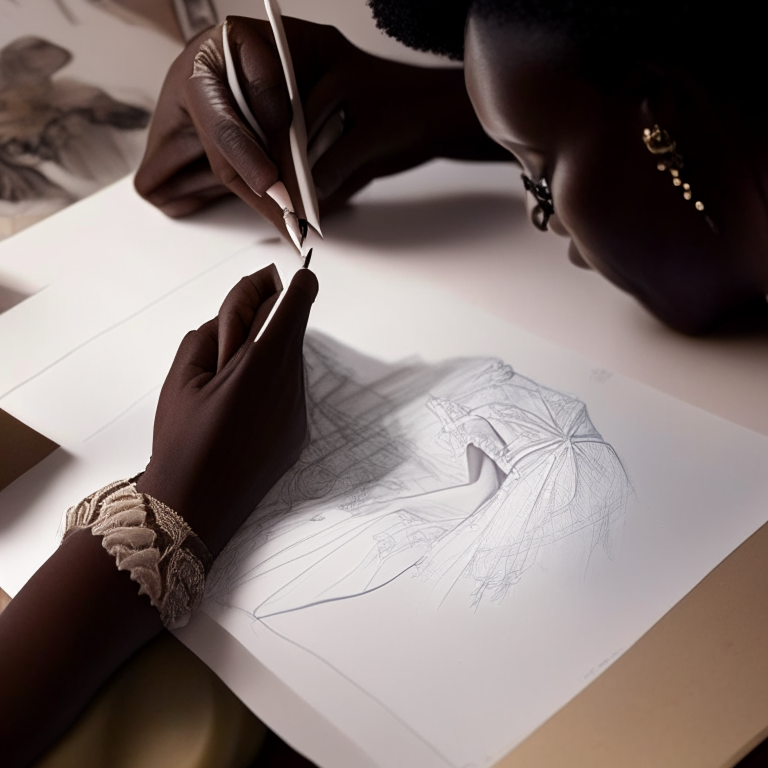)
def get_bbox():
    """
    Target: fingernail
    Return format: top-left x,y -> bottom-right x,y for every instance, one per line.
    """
267,181 -> 304,252
266,180 -> 293,212
283,209 -> 303,252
